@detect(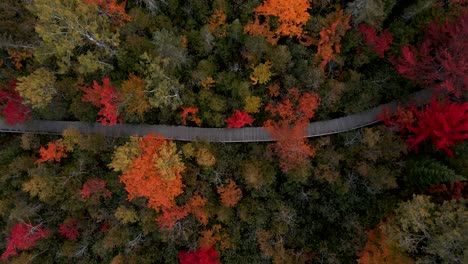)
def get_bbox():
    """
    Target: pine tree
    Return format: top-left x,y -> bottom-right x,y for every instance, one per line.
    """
406,158 -> 465,187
